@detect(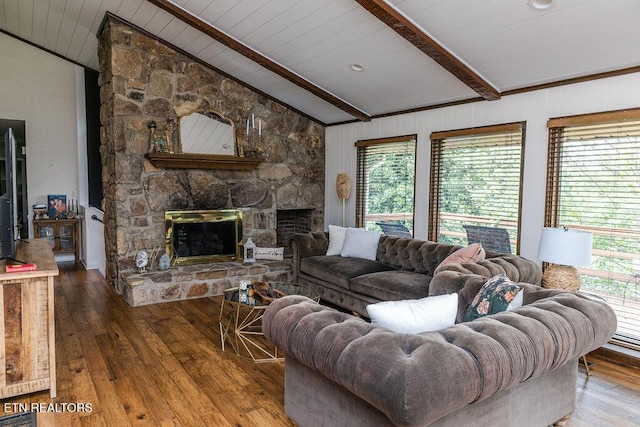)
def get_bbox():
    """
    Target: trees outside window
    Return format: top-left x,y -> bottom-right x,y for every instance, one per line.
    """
355,135 -> 416,233
429,123 -> 525,253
